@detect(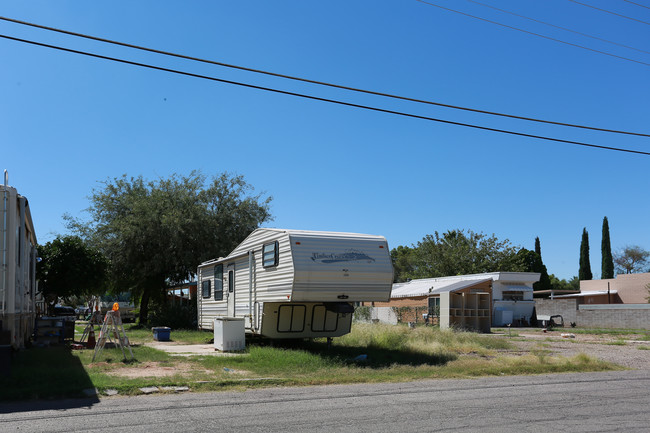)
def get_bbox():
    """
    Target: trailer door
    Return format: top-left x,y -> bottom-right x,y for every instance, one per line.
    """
227,264 -> 235,317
